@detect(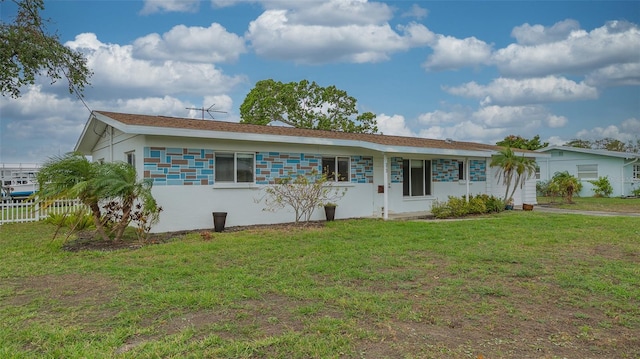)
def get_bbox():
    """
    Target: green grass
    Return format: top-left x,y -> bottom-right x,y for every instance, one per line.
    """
537,195 -> 640,213
1,212 -> 639,358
